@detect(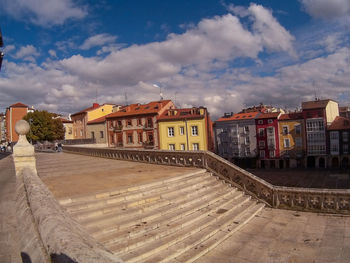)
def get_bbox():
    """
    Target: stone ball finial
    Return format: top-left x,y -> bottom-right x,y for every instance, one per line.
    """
15,120 -> 30,136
